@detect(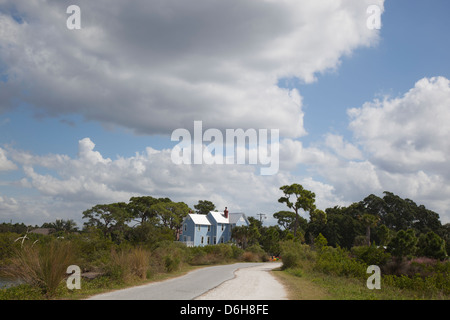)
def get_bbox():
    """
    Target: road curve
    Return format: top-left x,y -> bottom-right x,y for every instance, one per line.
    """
87,262 -> 284,300
196,262 -> 287,300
